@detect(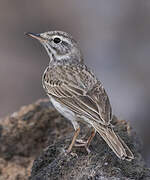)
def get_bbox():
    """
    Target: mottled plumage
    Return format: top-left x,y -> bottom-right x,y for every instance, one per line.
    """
42,64 -> 111,126
26,30 -> 134,161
